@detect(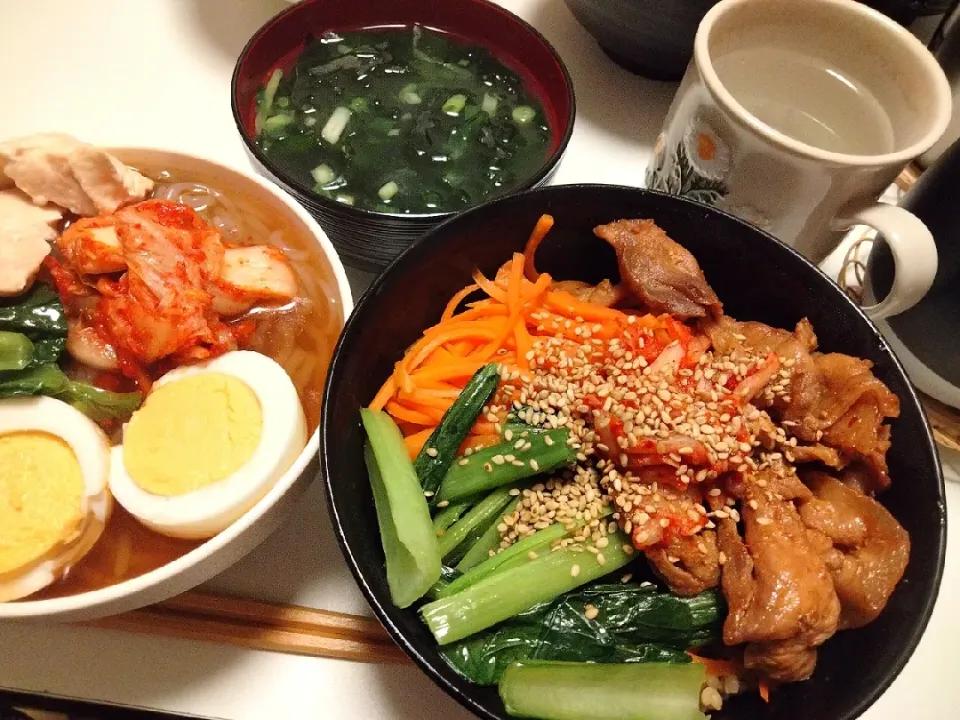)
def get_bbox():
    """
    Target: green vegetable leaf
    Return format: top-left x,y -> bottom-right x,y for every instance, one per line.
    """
0,363 -> 141,422
0,285 -> 68,366
440,583 -> 724,685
